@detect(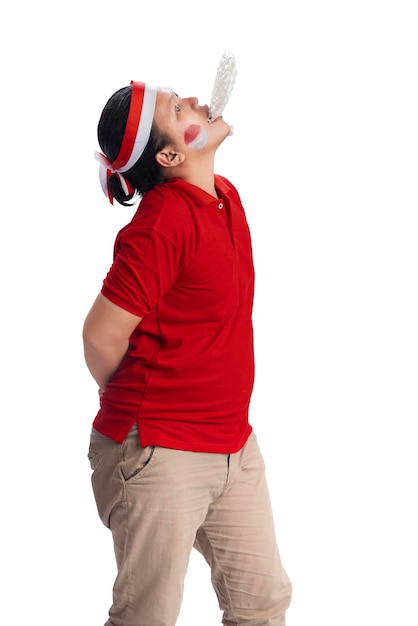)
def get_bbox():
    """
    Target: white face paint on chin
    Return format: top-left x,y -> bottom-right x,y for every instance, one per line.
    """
184,124 -> 208,150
